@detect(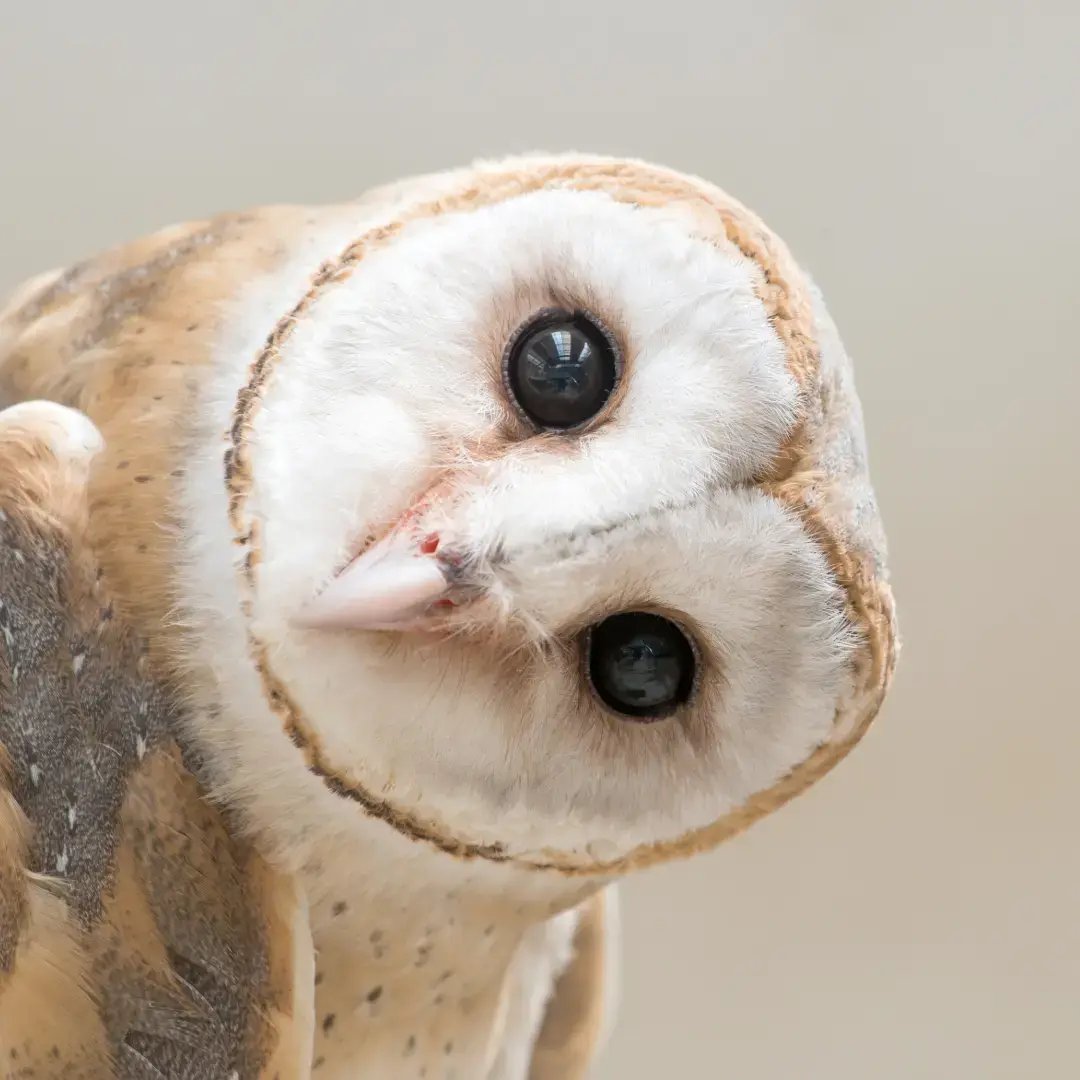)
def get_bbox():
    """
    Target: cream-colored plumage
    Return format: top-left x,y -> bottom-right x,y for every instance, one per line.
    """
0,154 -> 896,1078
